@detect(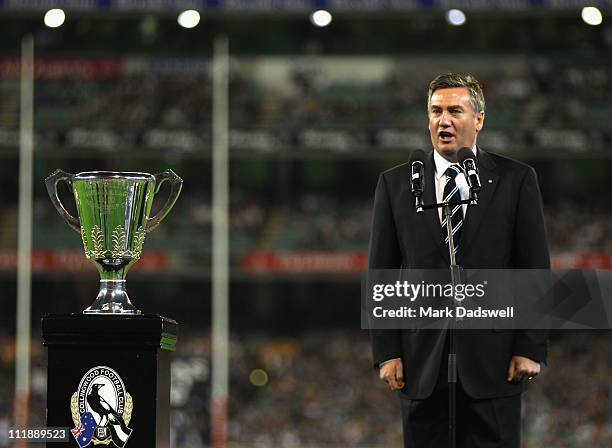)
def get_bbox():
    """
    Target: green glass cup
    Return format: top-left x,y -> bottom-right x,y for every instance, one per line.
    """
45,170 -> 183,315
